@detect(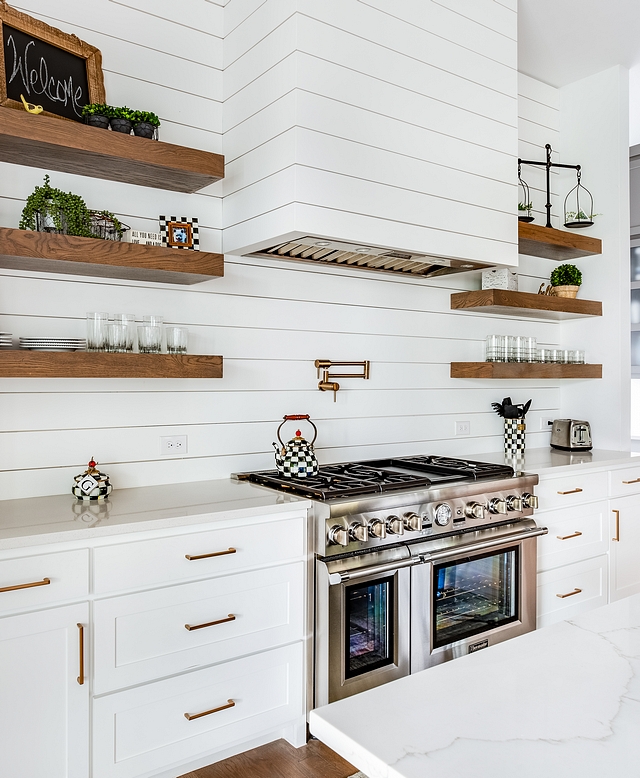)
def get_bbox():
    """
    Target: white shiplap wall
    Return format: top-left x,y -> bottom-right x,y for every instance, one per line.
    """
0,2 -> 563,500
